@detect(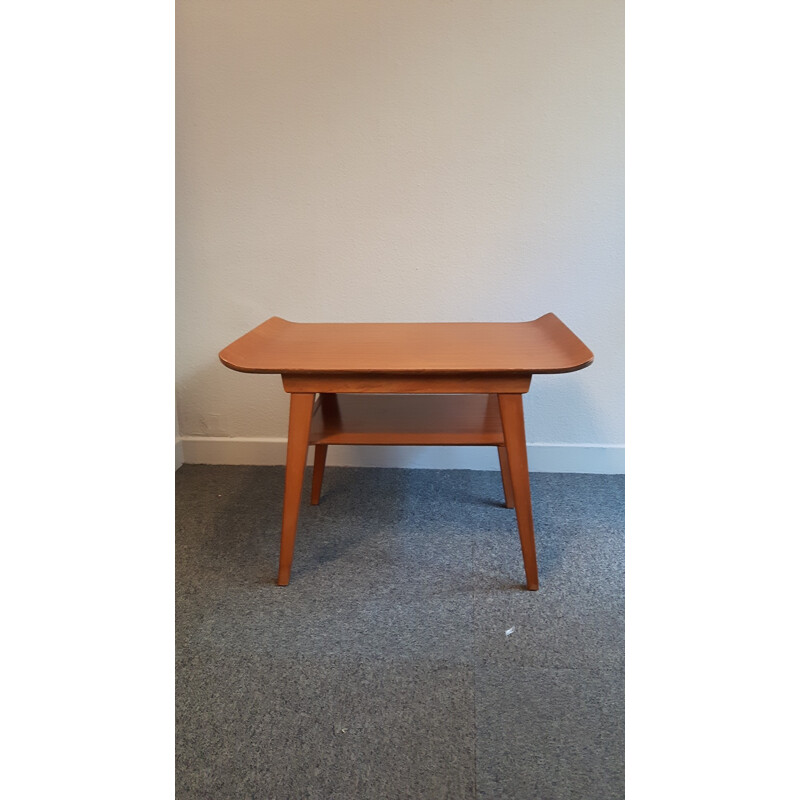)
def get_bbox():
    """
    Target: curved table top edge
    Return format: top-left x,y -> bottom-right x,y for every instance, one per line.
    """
218,313 -> 594,375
